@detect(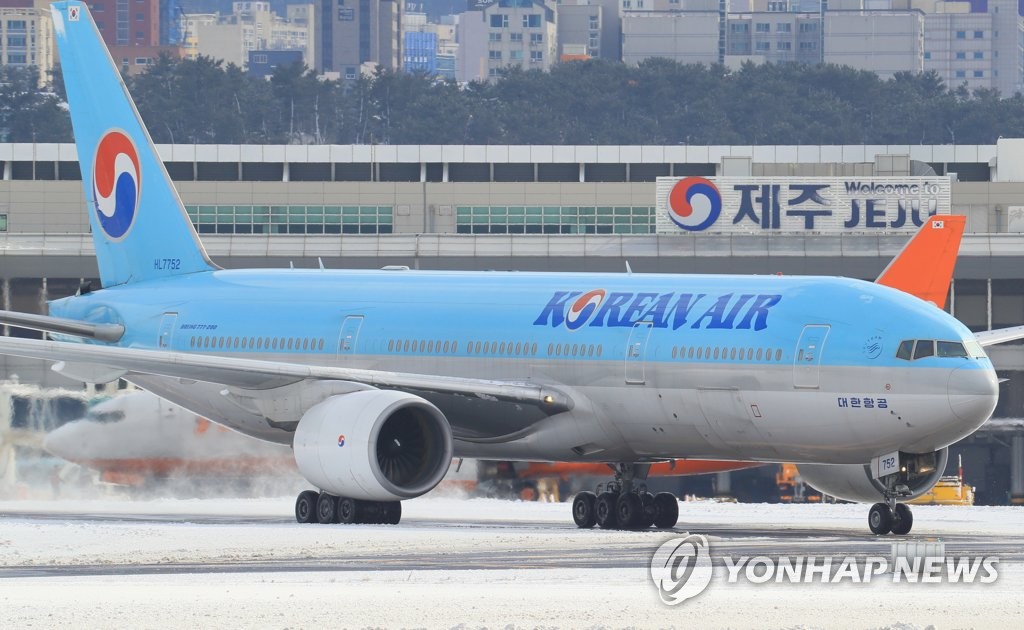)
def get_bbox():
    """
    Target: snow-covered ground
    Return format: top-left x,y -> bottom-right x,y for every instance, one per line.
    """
1,497 -> 1022,628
